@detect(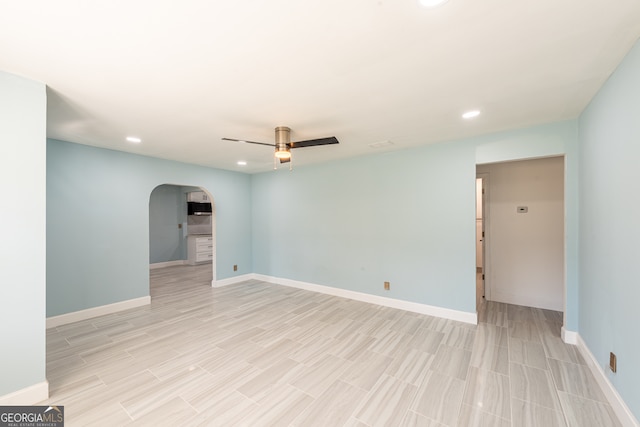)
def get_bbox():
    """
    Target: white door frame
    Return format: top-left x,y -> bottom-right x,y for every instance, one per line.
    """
476,173 -> 490,301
